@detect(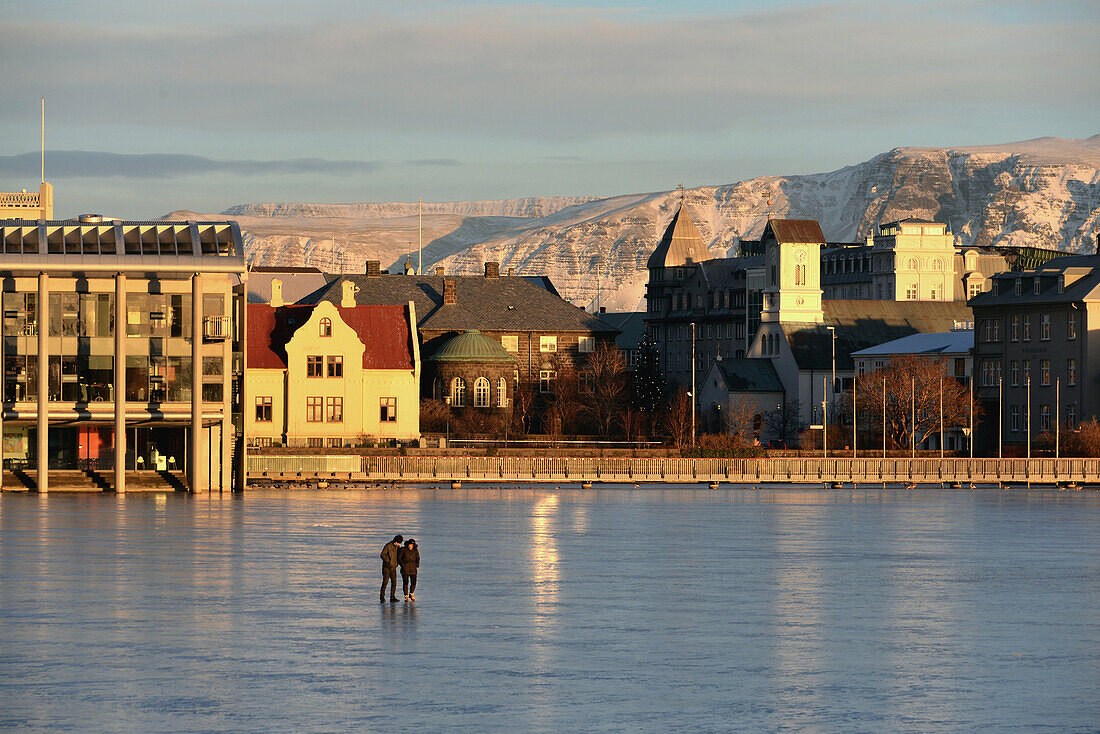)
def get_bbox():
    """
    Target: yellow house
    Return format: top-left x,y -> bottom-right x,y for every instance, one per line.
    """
246,299 -> 420,446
